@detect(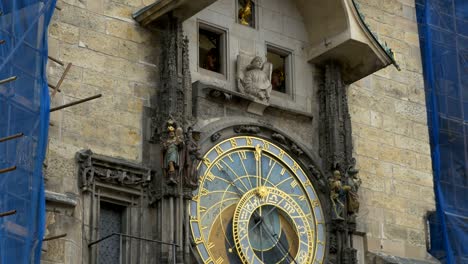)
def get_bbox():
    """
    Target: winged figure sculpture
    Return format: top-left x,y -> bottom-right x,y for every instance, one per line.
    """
237,54 -> 272,103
